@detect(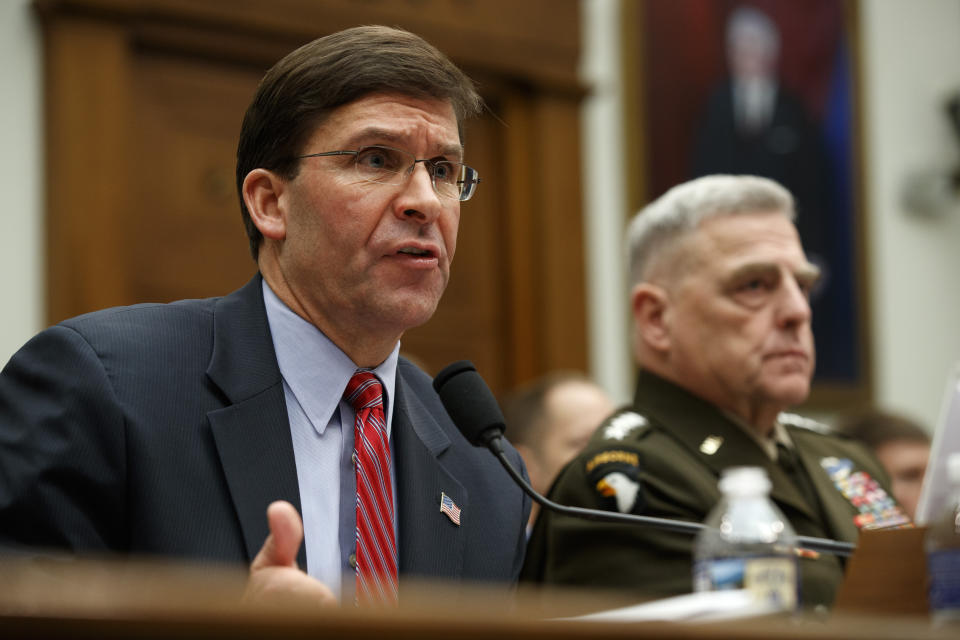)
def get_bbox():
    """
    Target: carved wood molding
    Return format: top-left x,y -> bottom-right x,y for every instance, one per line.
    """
34,0 -> 584,93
